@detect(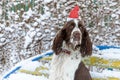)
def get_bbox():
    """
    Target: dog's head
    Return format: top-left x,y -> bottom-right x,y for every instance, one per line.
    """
62,20 -> 82,50
52,20 -> 92,57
